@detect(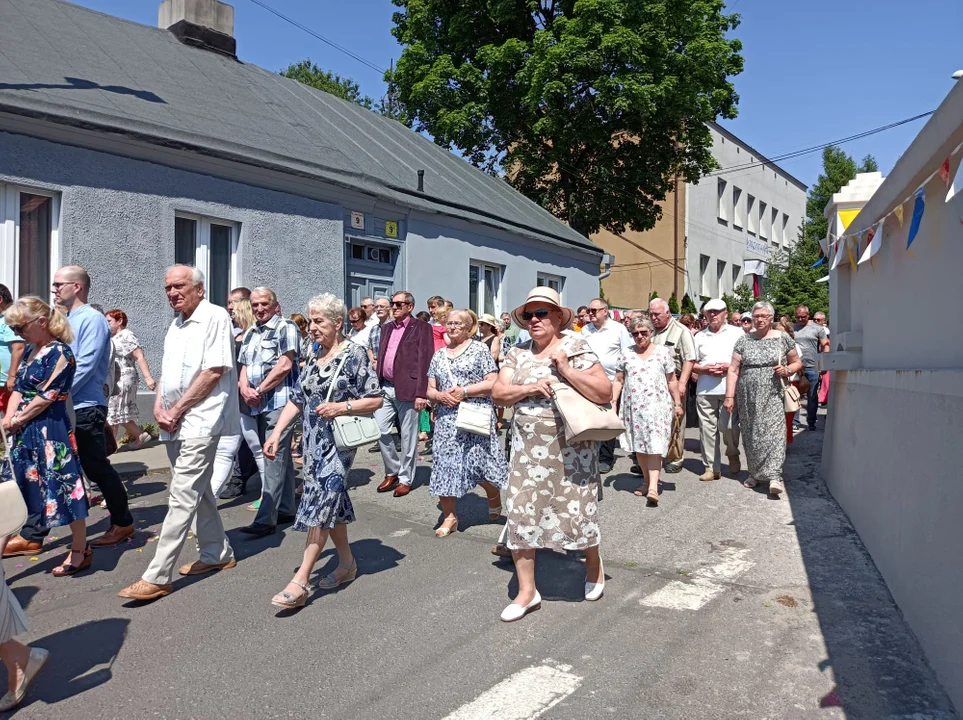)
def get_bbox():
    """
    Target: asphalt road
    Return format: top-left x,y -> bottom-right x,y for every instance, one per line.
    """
2,420 -> 957,719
